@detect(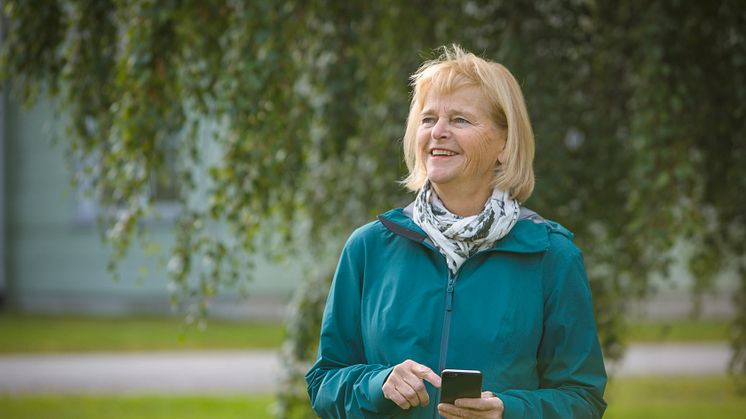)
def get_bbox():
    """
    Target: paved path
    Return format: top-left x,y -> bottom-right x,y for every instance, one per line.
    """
607,343 -> 731,376
0,350 -> 279,394
0,344 -> 731,394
